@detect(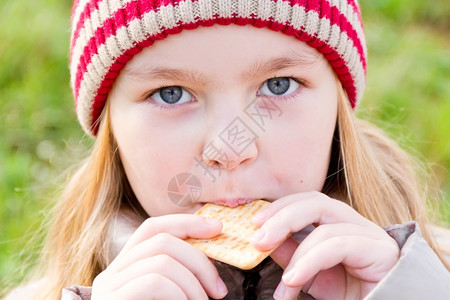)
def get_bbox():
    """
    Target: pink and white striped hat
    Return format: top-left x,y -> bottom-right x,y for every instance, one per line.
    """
70,0 -> 367,135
